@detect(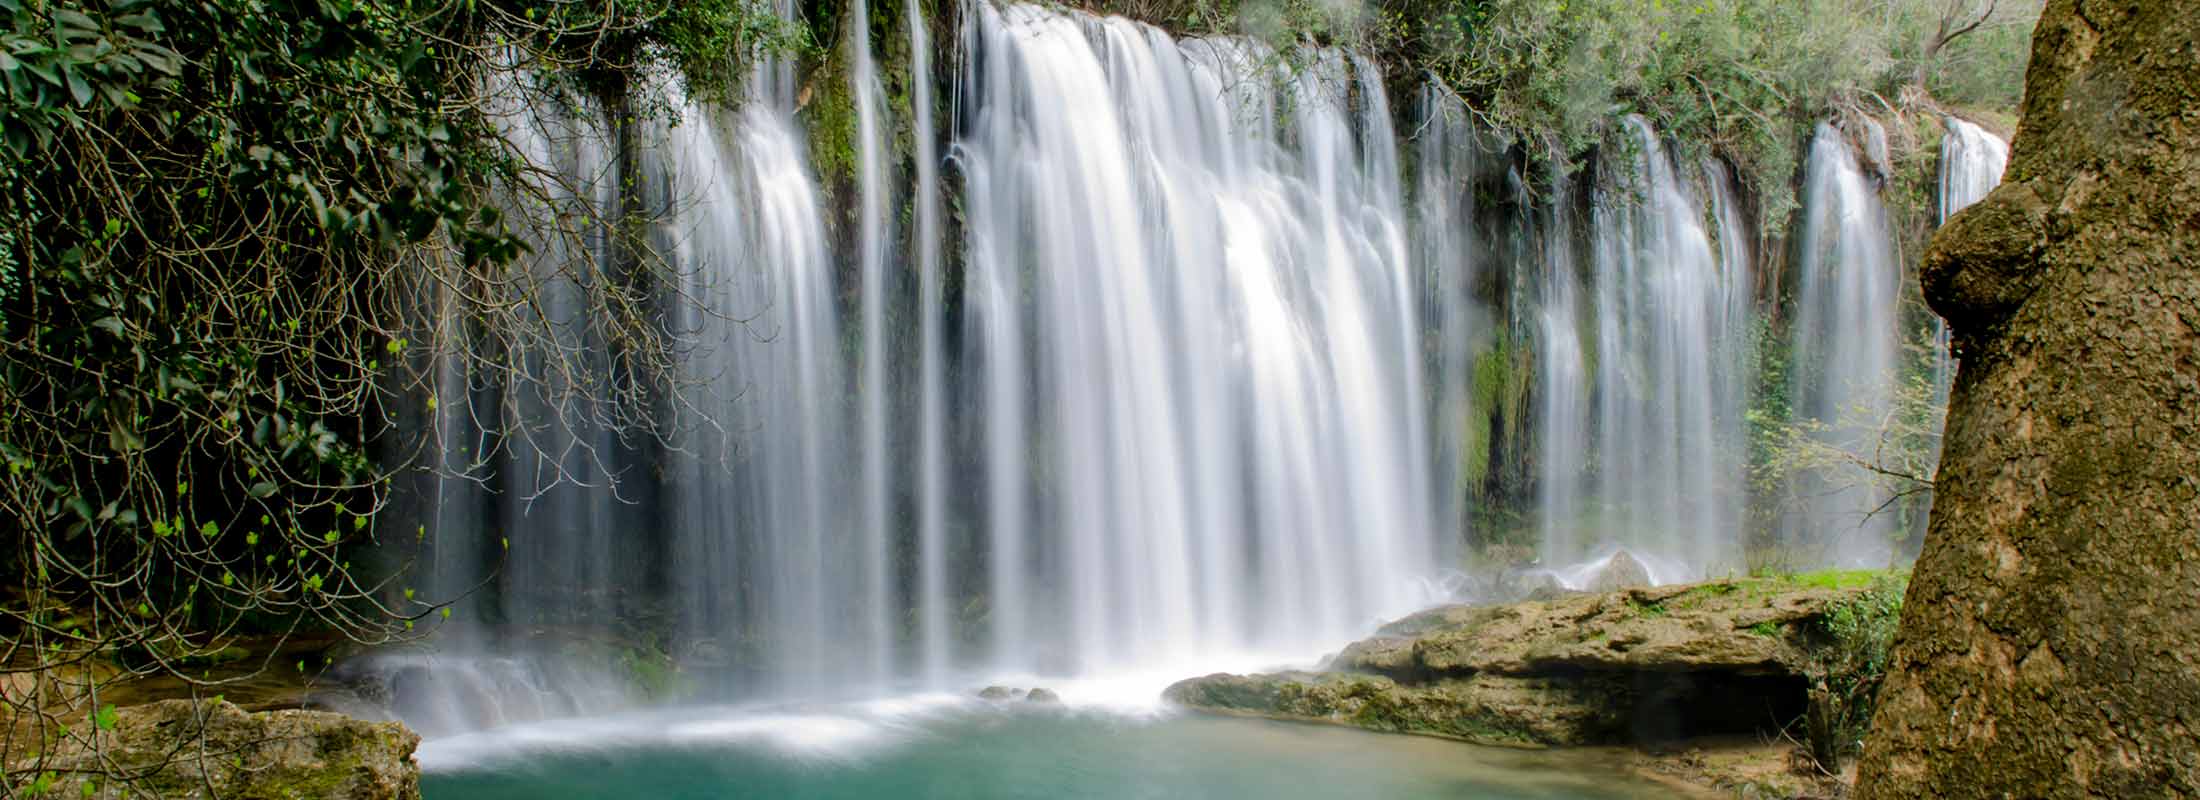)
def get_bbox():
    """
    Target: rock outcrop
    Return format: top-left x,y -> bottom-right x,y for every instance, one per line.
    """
1854,1 -> 2200,797
12,700 -> 420,800
1167,576 -> 1884,747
